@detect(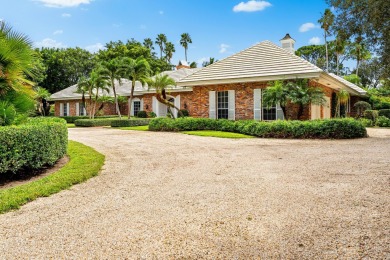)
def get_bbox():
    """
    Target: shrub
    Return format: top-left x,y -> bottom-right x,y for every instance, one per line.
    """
0,117 -> 68,174
354,101 -> 372,118
74,118 -> 115,127
148,112 -> 157,118
149,118 -> 367,139
111,119 -> 151,127
363,110 -> 379,121
376,116 -> 390,127
59,115 -> 118,123
137,111 -> 148,118
358,118 -> 374,127
178,109 -> 189,118
378,109 -> 390,119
